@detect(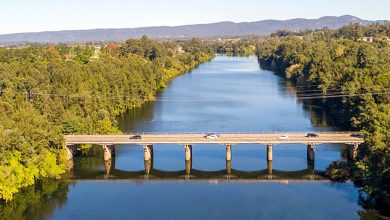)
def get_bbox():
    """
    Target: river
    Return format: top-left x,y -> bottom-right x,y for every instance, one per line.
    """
0,55 -> 364,220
